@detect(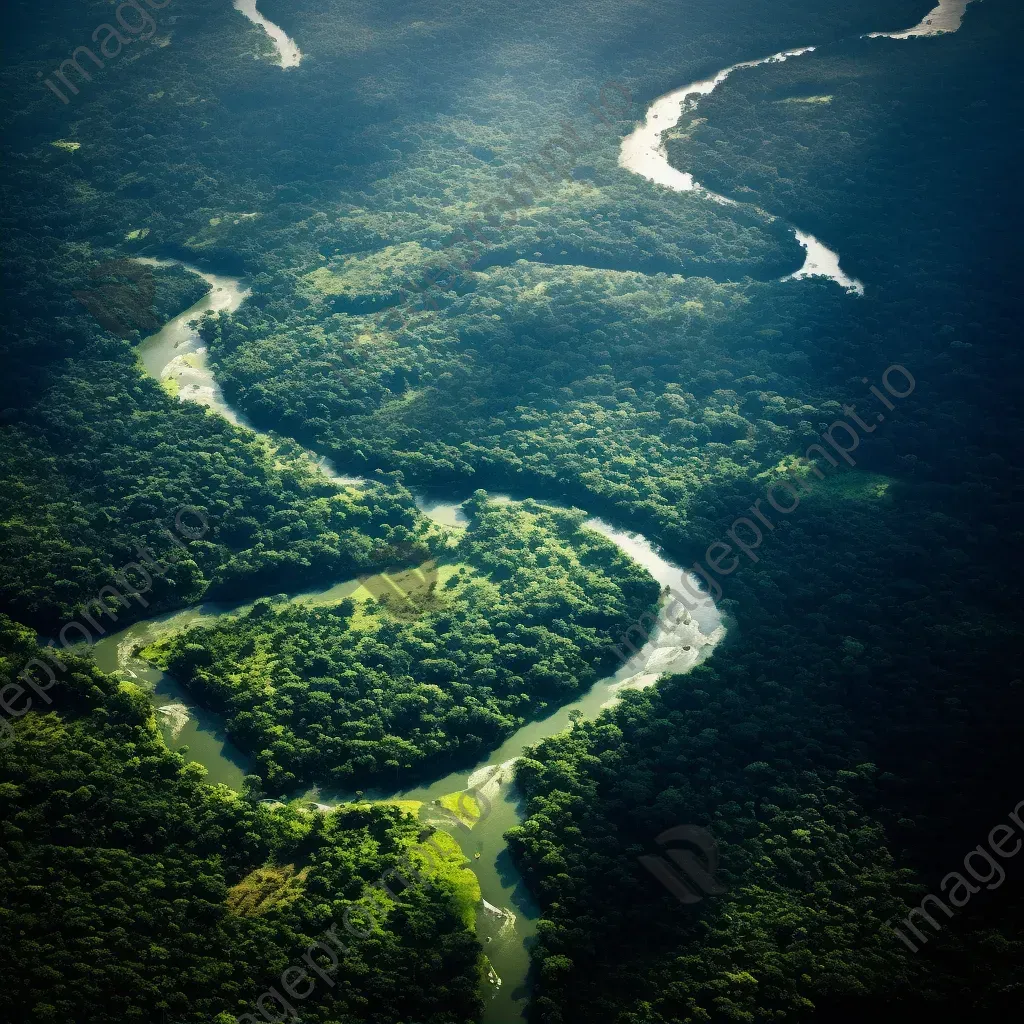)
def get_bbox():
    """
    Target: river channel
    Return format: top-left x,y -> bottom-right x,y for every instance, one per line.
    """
101,5 -> 977,1013
93,260 -> 724,1023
